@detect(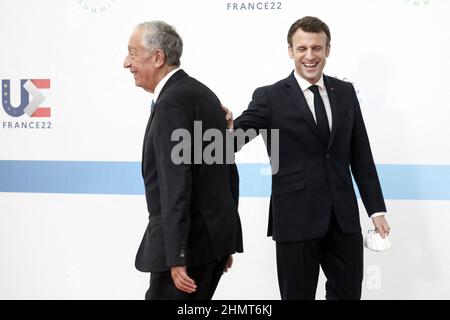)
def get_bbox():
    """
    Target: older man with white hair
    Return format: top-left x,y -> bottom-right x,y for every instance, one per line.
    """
124,21 -> 243,300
